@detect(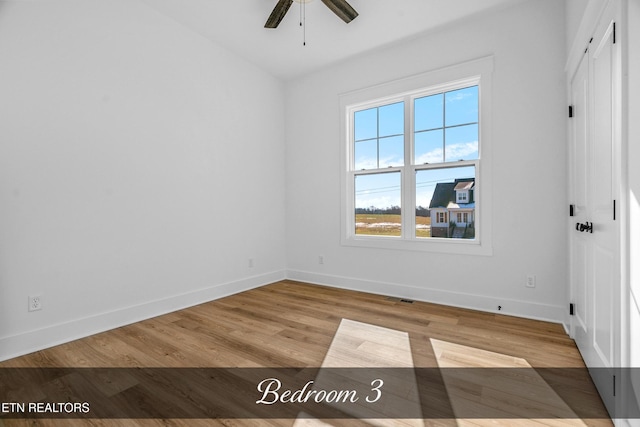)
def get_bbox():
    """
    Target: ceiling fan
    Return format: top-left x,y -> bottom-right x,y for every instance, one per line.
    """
264,0 -> 358,28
